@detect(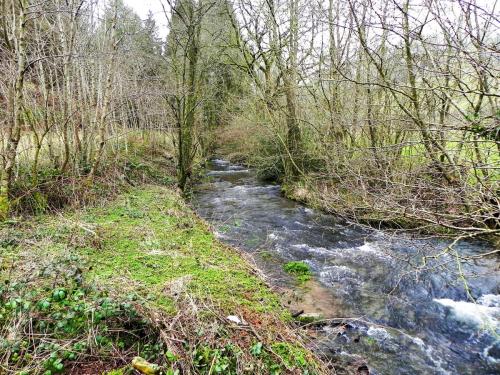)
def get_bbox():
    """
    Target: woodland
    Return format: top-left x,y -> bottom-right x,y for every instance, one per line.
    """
0,0 -> 498,374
